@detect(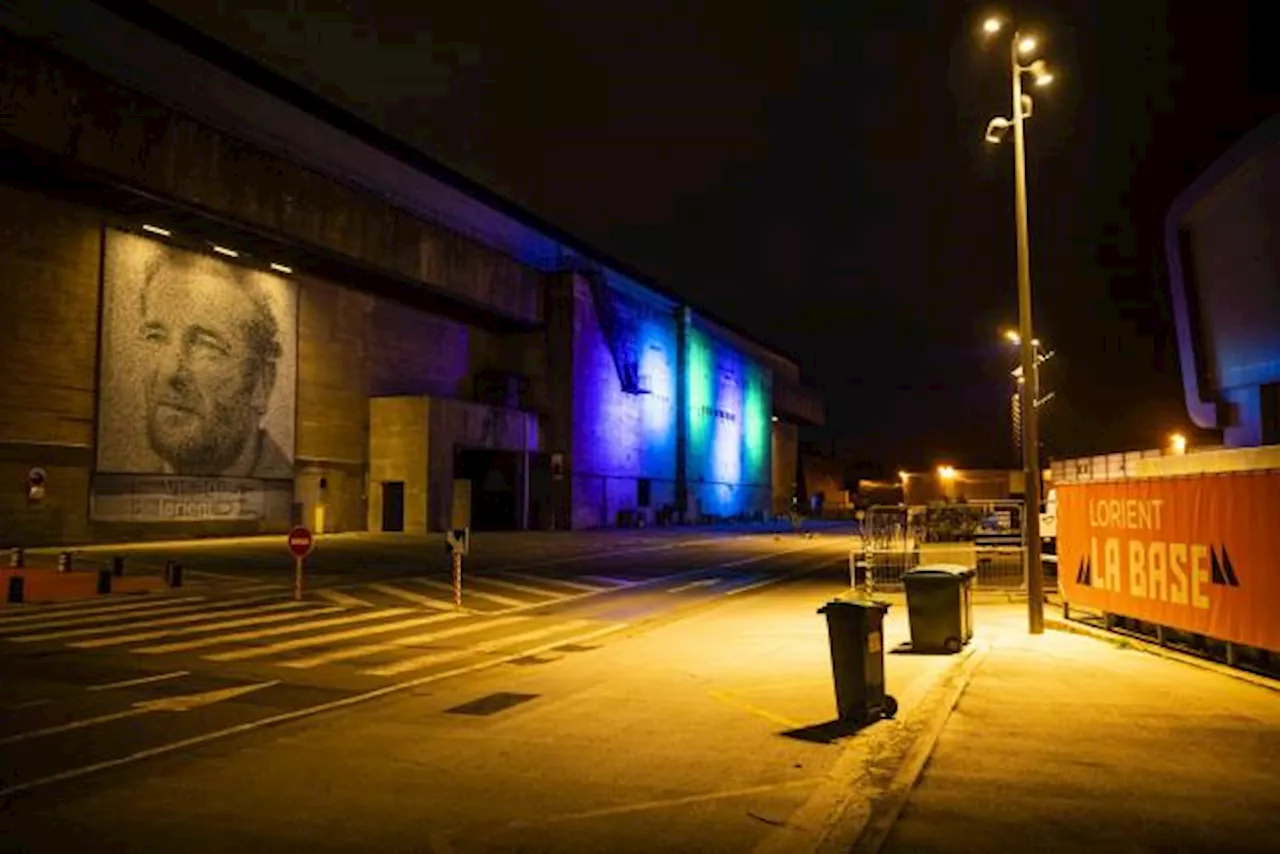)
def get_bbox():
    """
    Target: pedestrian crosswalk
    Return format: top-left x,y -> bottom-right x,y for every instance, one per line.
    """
0,571 -> 635,680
